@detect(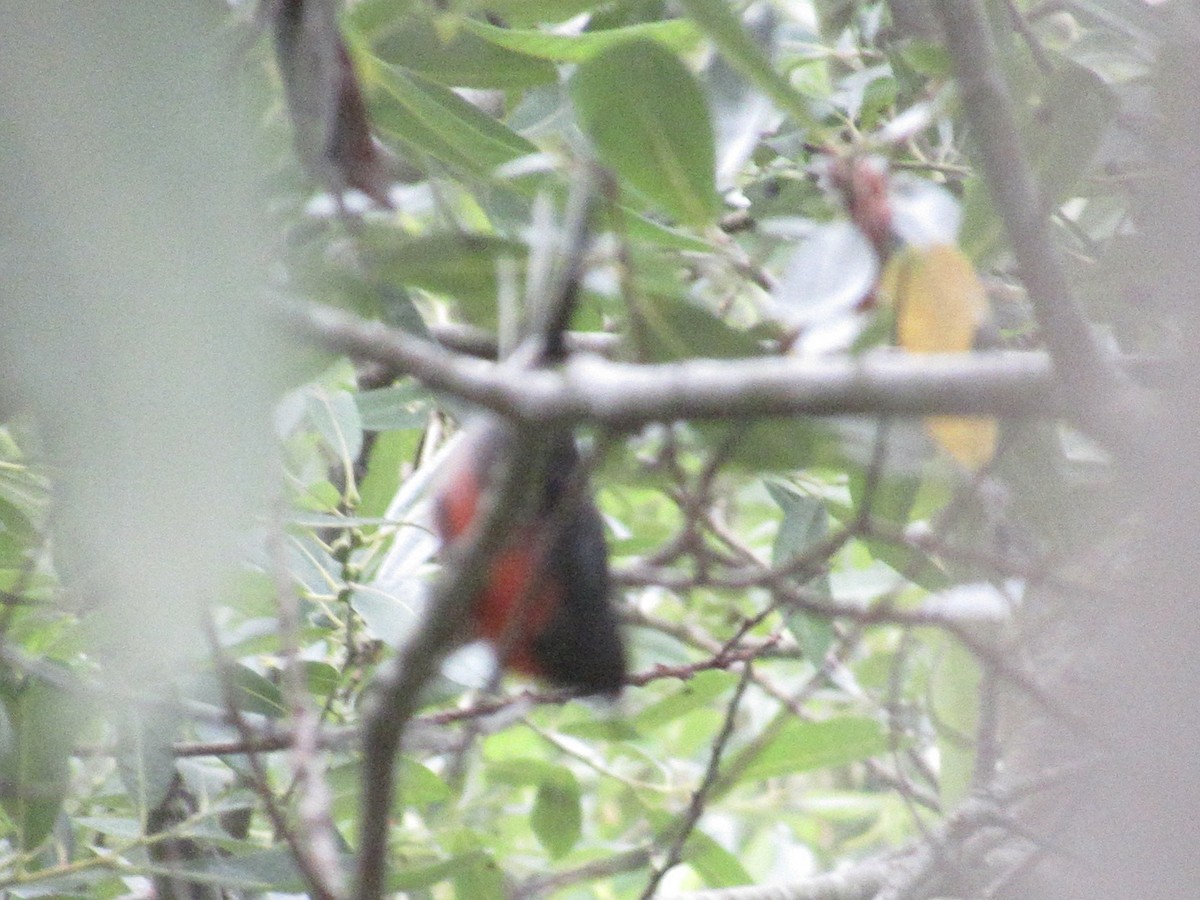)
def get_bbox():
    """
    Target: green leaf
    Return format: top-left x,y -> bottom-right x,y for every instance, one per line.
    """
633,670 -> 736,730
634,292 -> 761,364
303,661 -> 341,699
228,665 -> 288,718
486,756 -> 562,787
180,667 -> 287,720
449,840 -> 506,900
1032,58 -> 1119,210
305,387 -> 363,463
930,634 -> 981,806
356,429 -> 421,524
0,495 -> 38,567
351,587 -> 419,647
737,717 -> 889,783
530,767 -> 582,859
961,57 -> 1117,261
572,39 -> 718,226
463,18 -> 702,63
703,418 -> 834,472
685,828 -> 753,888
115,706 -> 182,822
768,482 -> 829,566
362,54 -> 538,180
828,471 -> 950,592
623,210 -> 715,251
0,676 -> 87,850
359,12 -> 556,89
139,847 -> 308,892
360,229 -> 526,324
355,384 -> 431,432
387,852 -> 488,892
398,756 -> 452,807
767,482 -> 835,663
